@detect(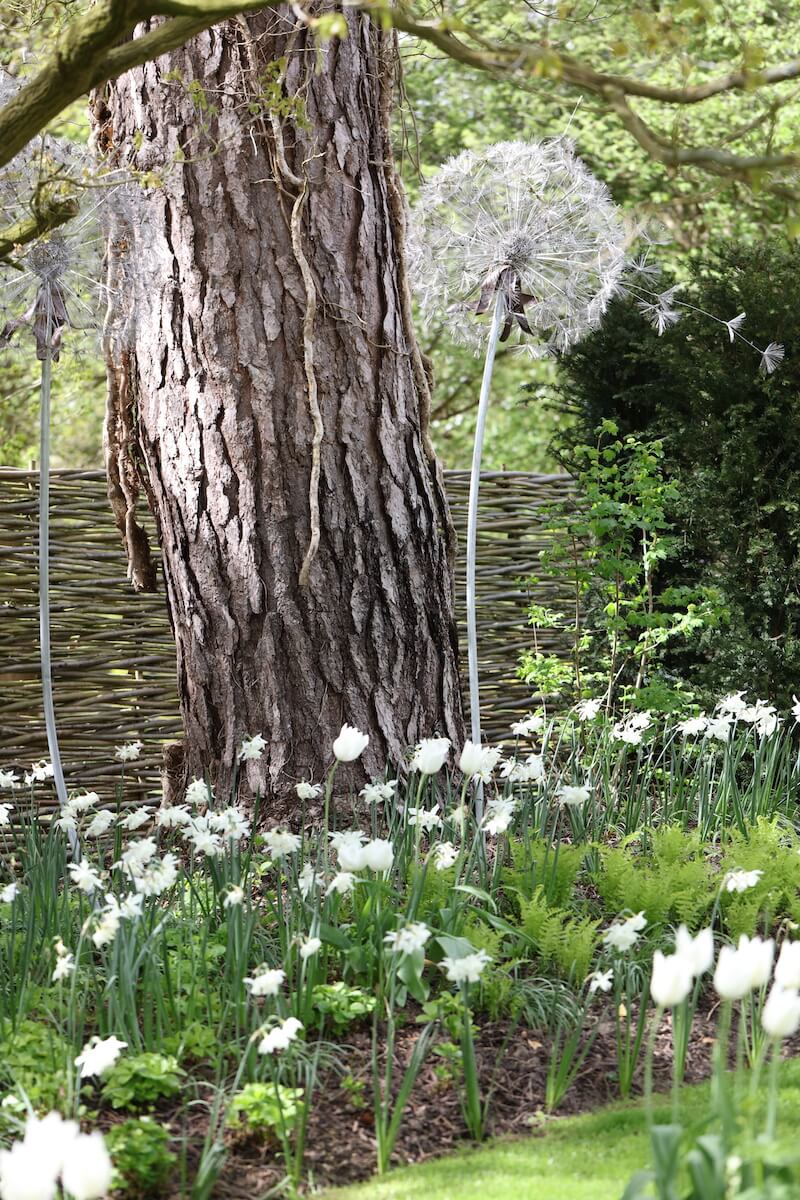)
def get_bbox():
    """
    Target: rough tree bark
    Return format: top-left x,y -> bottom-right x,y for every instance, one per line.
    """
102,6 -> 463,806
